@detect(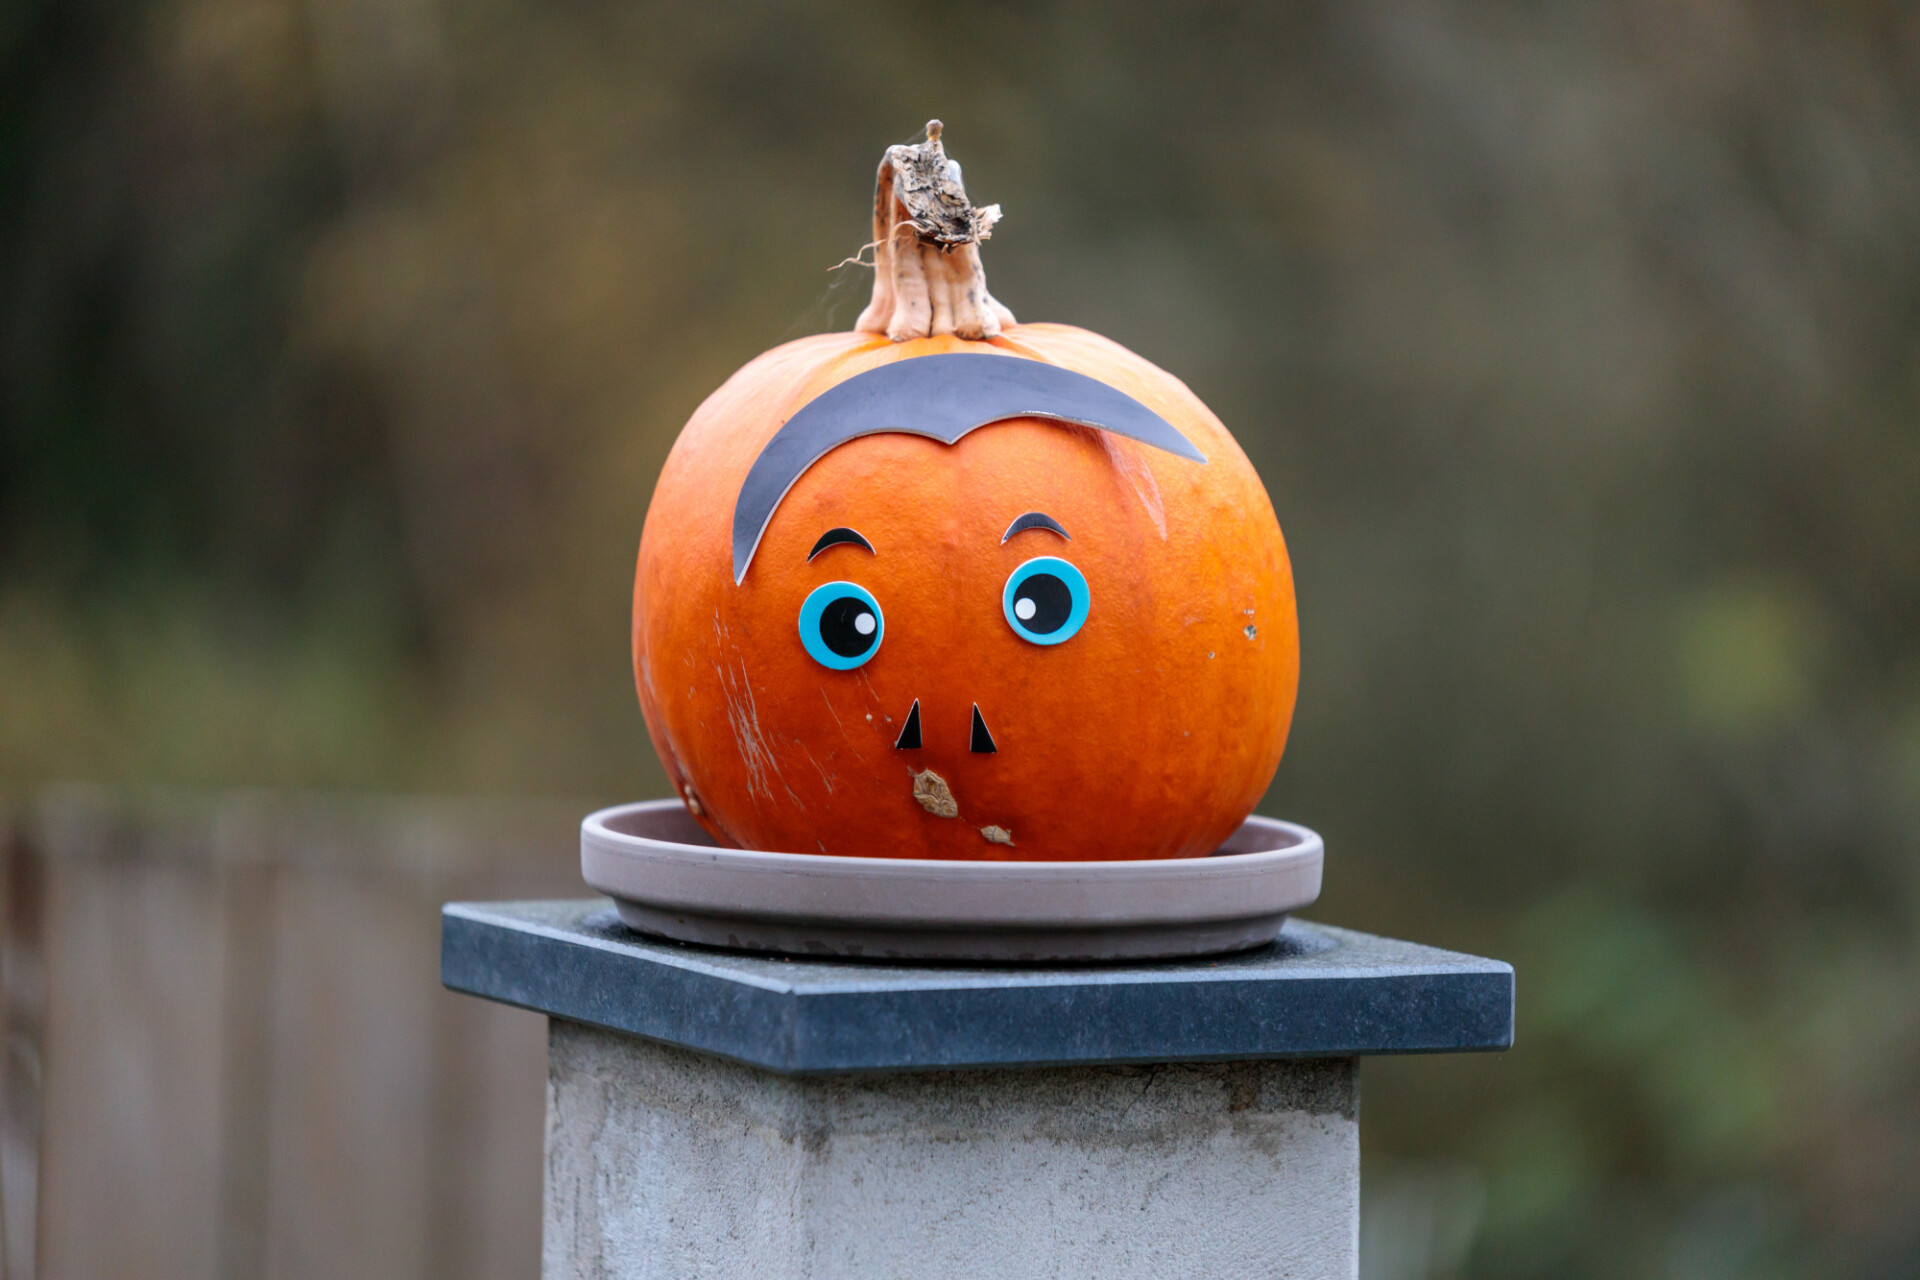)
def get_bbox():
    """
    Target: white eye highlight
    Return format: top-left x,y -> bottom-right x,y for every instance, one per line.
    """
854,611 -> 877,636
1014,598 -> 1037,621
